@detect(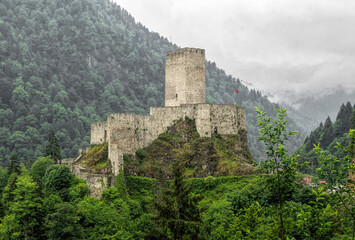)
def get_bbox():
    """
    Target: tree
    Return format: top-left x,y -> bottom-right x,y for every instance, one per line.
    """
43,165 -> 74,201
30,156 -> 54,187
254,106 -> 300,240
351,104 -> 355,129
7,153 -> 20,175
45,131 -> 62,163
146,161 -> 203,240
0,167 -> 8,193
202,199 -> 235,238
0,214 -> 20,240
295,186 -> 338,240
344,102 -> 353,130
334,102 -> 353,137
1,171 -> 44,239
320,116 -> 333,148
316,129 -> 355,239
45,202 -> 83,240
77,197 -> 136,239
